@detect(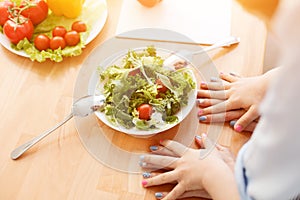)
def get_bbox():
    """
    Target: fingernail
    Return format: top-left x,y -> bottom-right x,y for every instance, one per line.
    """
142,180 -> 148,187
159,139 -> 164,143
139,155 -> 145,161
199,116 -> 207,121
196,99 -> 205,105
229,72 -> 237,76
150,146 -> 159,151
155,192 -> 163,199
201,81 -> 207,86
197,109 -> 203,116
139,161 -> 147,167
142,172 -> 151,178
219,71 -> 224,75
201,133 -> 207,138
235,124 -> 243,132
195,135 -> 202,140
229,120 -> 237,127
210,76 -> 218,82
